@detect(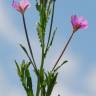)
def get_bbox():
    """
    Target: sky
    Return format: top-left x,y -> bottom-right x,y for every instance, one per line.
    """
0,0 -> 96,96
